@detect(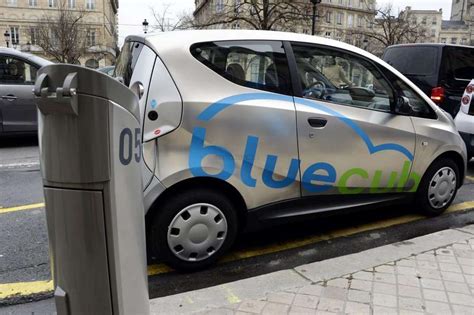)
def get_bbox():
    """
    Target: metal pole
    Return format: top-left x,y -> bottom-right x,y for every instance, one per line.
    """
312,3 -> 316,35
